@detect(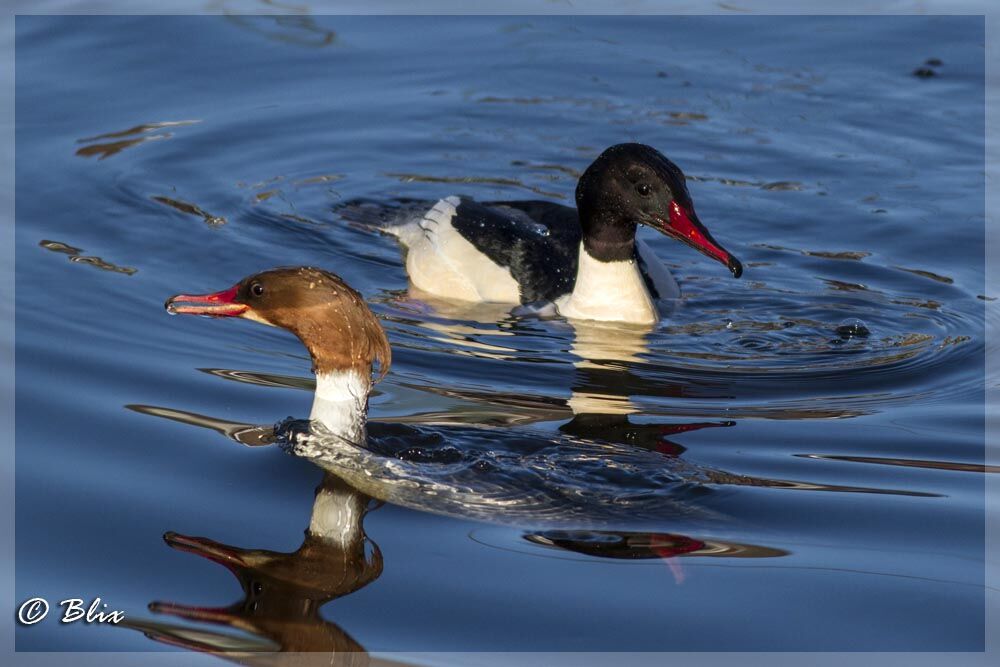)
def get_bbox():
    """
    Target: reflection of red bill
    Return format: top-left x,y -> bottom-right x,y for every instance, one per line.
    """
650,533 -> 706,585
658,201 -> 743,277
163,531 -> 247,571
148,600 -> 235,625
657,421 -> 735,457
